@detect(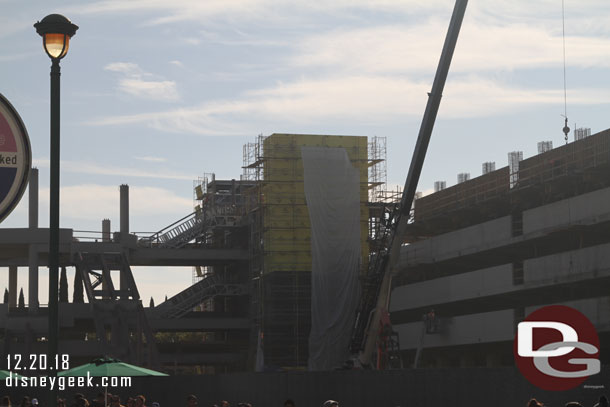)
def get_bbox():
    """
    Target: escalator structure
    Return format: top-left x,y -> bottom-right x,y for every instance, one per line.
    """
140,184 -> 246,250
154,273 -> 246,319
139,211 -> 206,249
